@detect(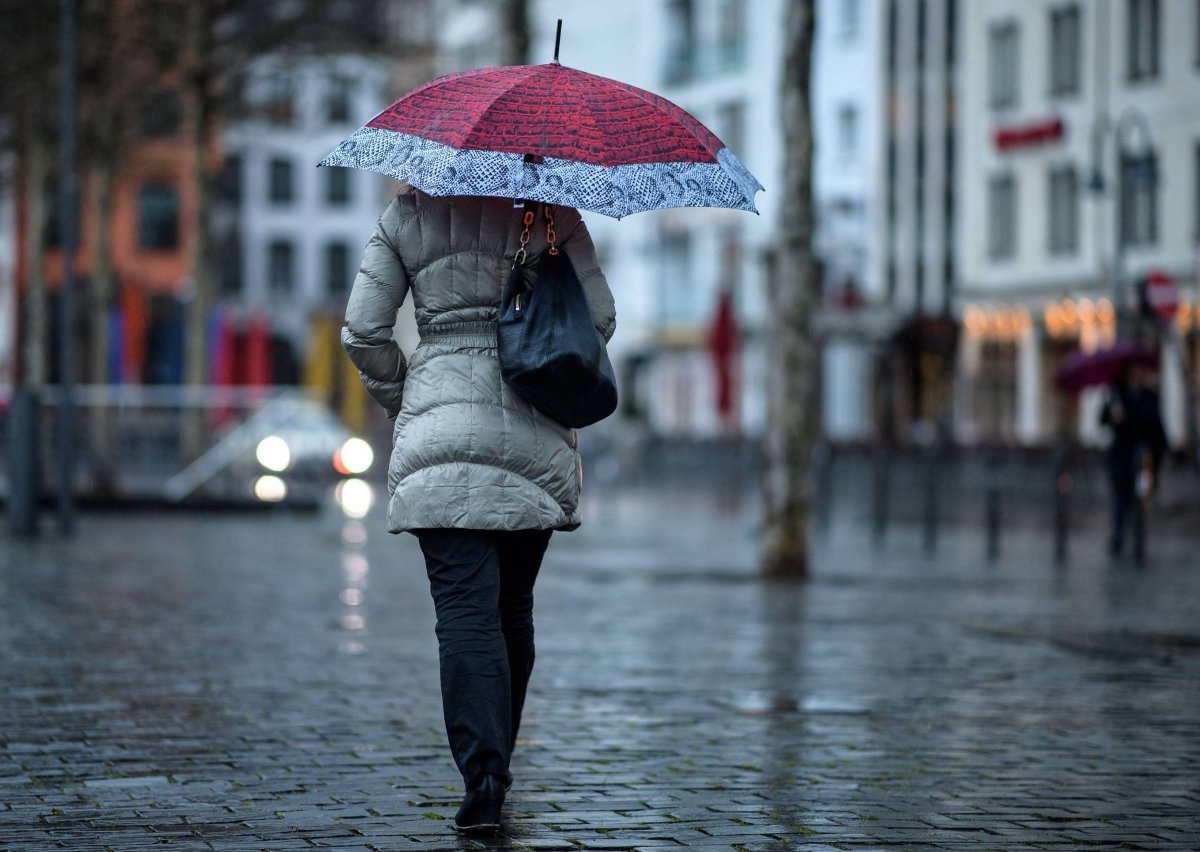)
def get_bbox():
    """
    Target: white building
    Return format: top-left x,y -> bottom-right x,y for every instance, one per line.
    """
423,1 -> 966,442
813,0 -> 886,441
956,0 -> 1200,447
219,54 -> 393,358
